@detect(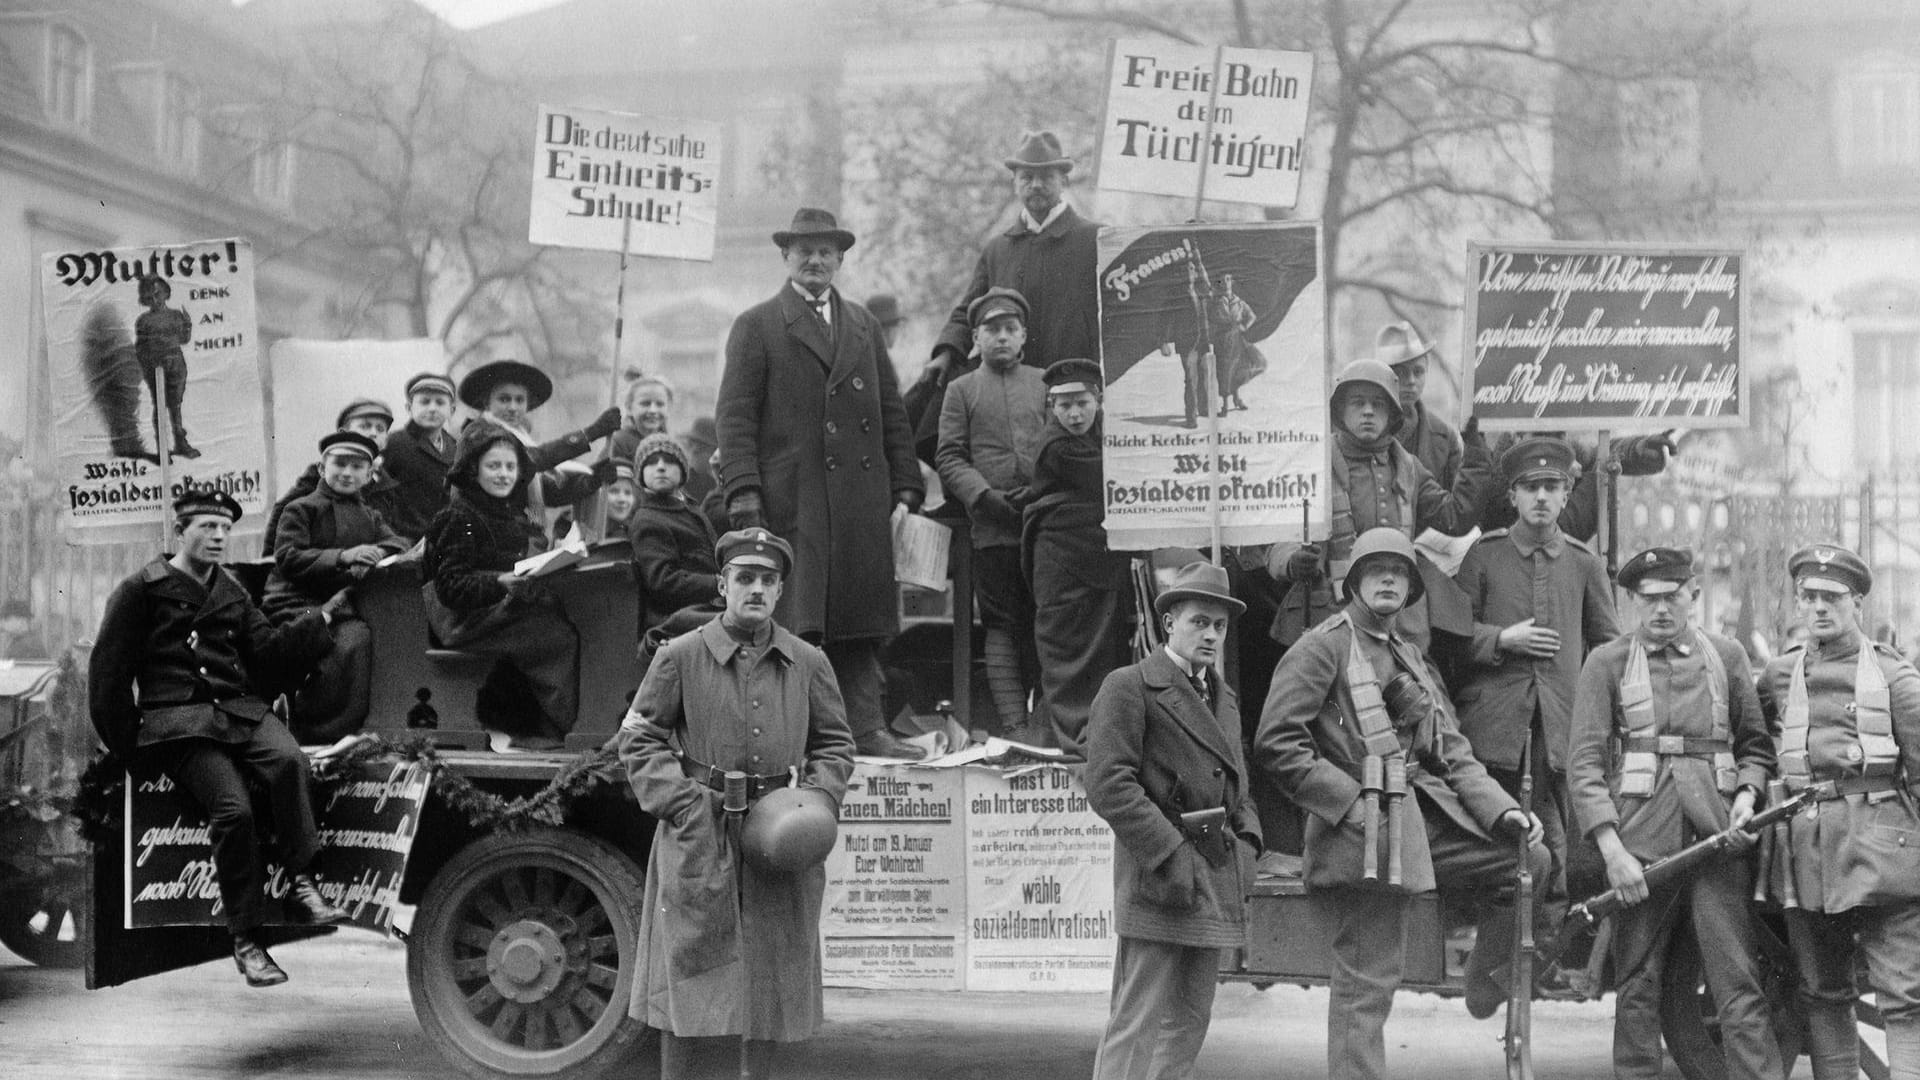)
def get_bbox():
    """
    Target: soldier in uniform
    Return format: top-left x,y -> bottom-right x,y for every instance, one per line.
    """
1756,544 -> 1920,1080
89,489 -> 349,987
1453,435 -> 1620,1011
1085,561 -> 1261,1080
617,528 -> 856,1080
1256,528 -> 1549,1080
1567,547 -> 1784,1080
